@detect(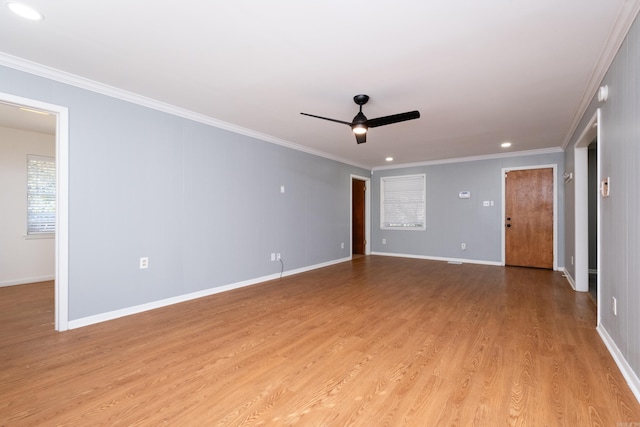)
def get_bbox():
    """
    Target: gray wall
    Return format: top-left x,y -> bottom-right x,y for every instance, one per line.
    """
371,152 -> 565,264
564,13 -> 640,391
0,65 -> 368,321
